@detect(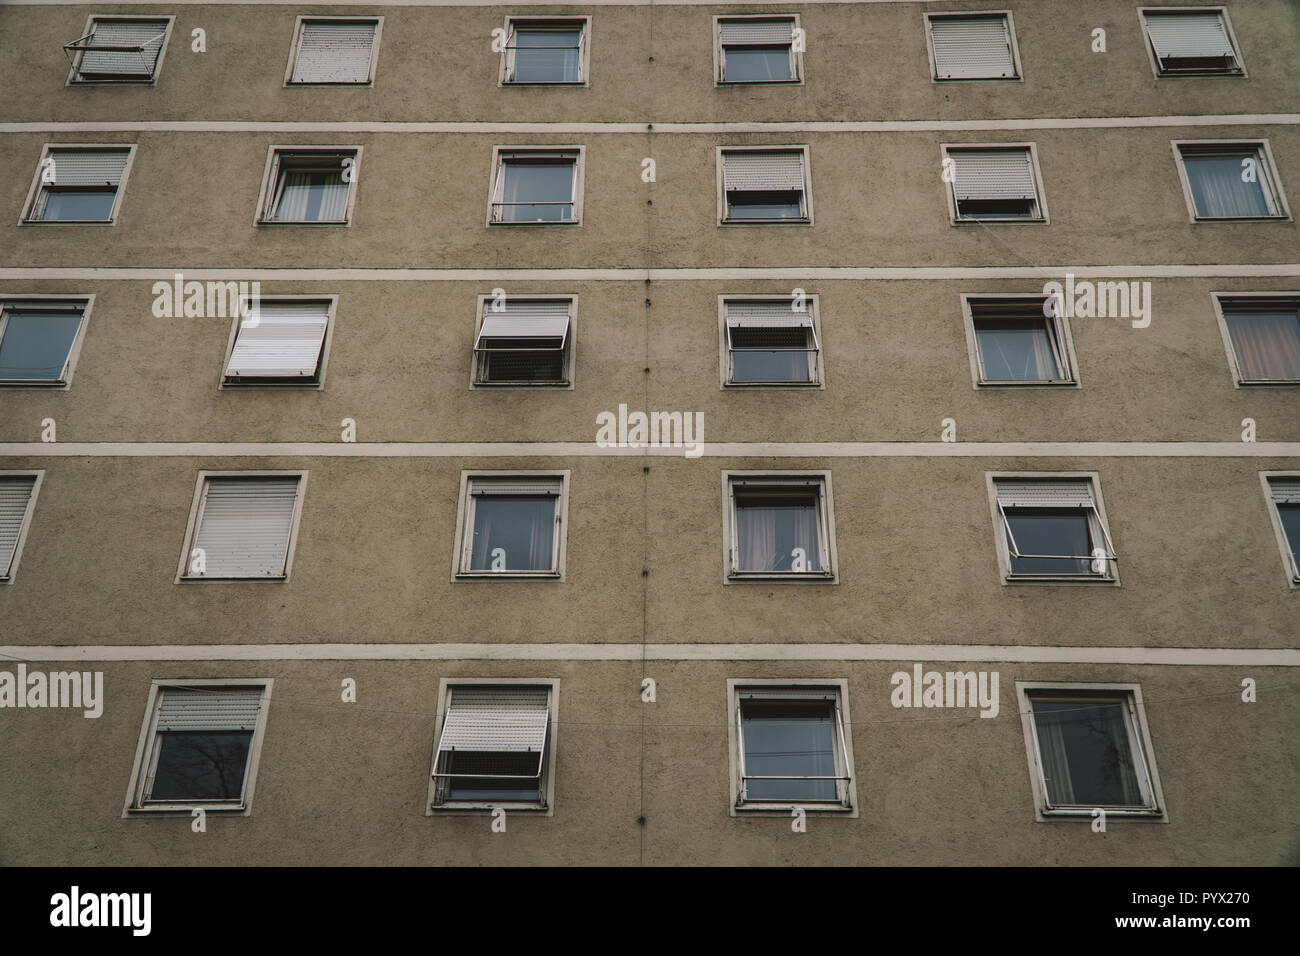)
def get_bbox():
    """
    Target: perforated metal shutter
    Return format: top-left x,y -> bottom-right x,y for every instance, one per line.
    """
995,479 -> 1094,508
719,19 -> 794,45
48,150 -> 129,187
192,477 -> 300,577
726,301 -> 813,329
292,21 -> 377,83
437,687 -> 550,753
468,477 -> 563,496
226,303 -> 329,378
79,20 -> 167,78
723,151 -> 805,192
930,15 -> 1015,79
156,686 -> 264,732
1269,479 -> 1300,504
0,476 -> 36,577
477,300 -> 571,341
950,149 -> 1037,200
1144,11 -> 1235,62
